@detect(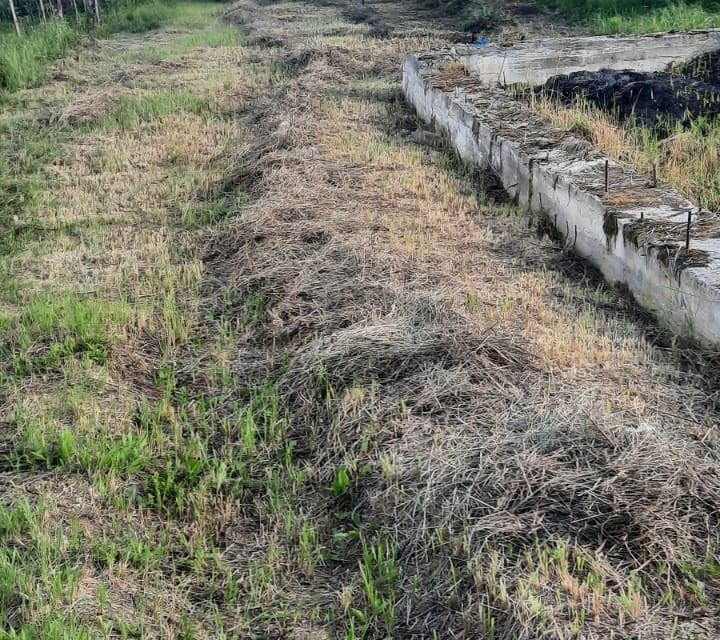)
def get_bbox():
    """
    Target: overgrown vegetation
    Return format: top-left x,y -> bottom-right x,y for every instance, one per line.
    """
526,89 -> 720,210
537,0 -> 720,33
422,0 -> 720,35
0,21 -> 78,91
